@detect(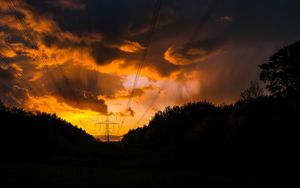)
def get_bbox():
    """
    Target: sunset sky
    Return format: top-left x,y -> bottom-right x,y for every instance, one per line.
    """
1,0 -> 300,136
